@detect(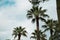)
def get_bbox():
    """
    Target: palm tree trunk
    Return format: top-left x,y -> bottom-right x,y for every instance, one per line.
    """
36,16 -> 40,40
56,0 -> 60,40
56,0 -> 60,30
18,34 -> 21,40
50,29 -> 53,40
